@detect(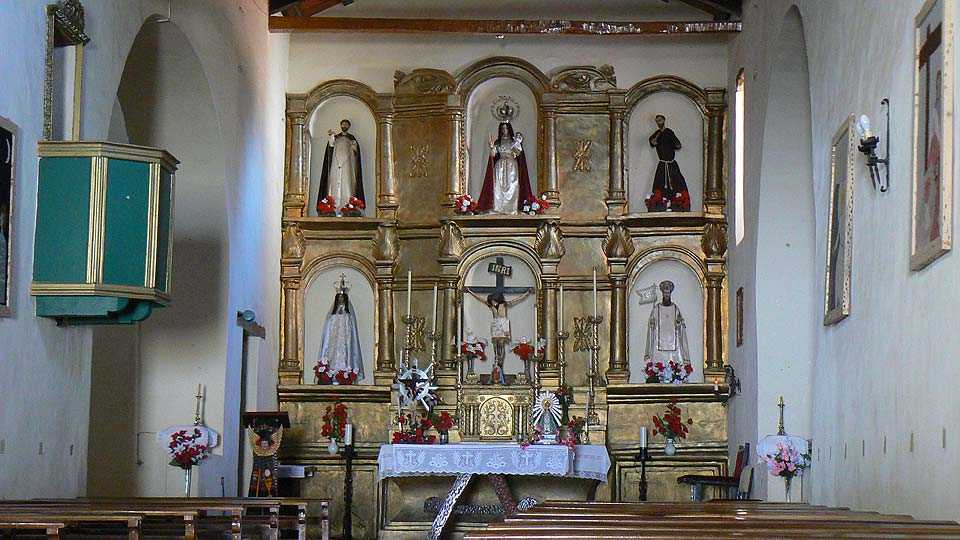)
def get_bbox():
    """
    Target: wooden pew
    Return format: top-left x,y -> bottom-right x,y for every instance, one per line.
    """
0,507 -> 197,540
464,501 -> 960,539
